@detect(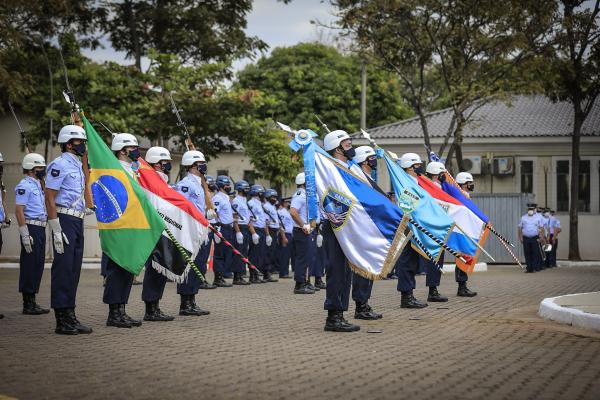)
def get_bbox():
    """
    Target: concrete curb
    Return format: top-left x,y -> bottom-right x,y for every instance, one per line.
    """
538,292 -> 600,332
557,261 -> 600,268
441,262 -> 487,273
